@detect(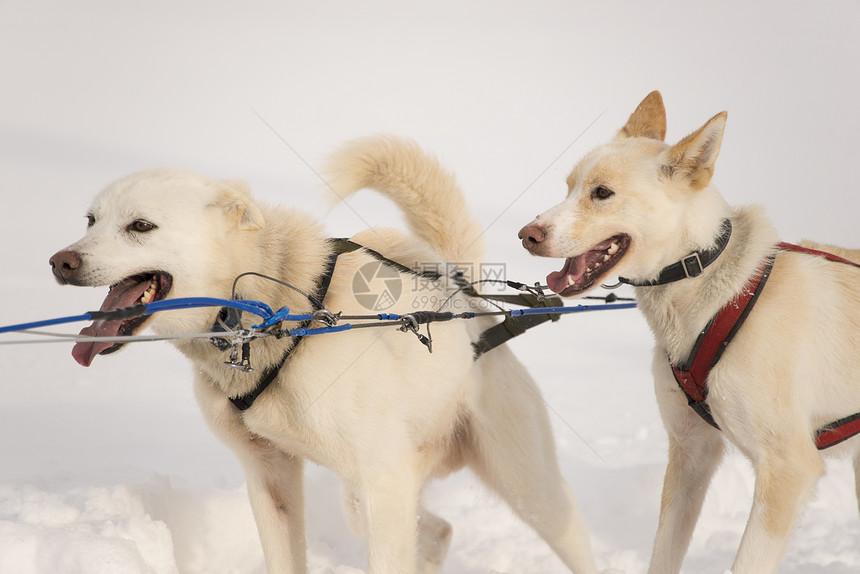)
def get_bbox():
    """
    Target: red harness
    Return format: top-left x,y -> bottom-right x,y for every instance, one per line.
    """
671,242 -> 860,450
